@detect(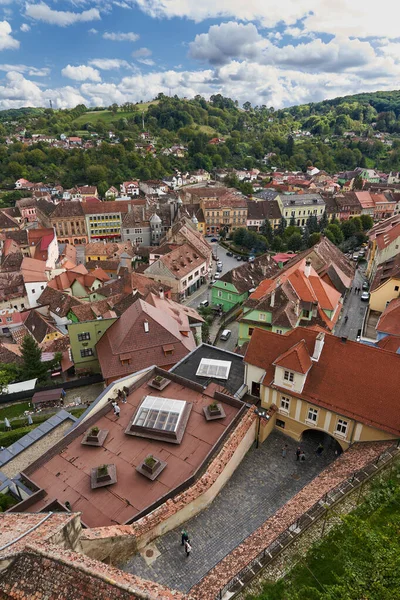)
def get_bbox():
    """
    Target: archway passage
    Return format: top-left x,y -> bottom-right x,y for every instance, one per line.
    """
301,429 -> 343,456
